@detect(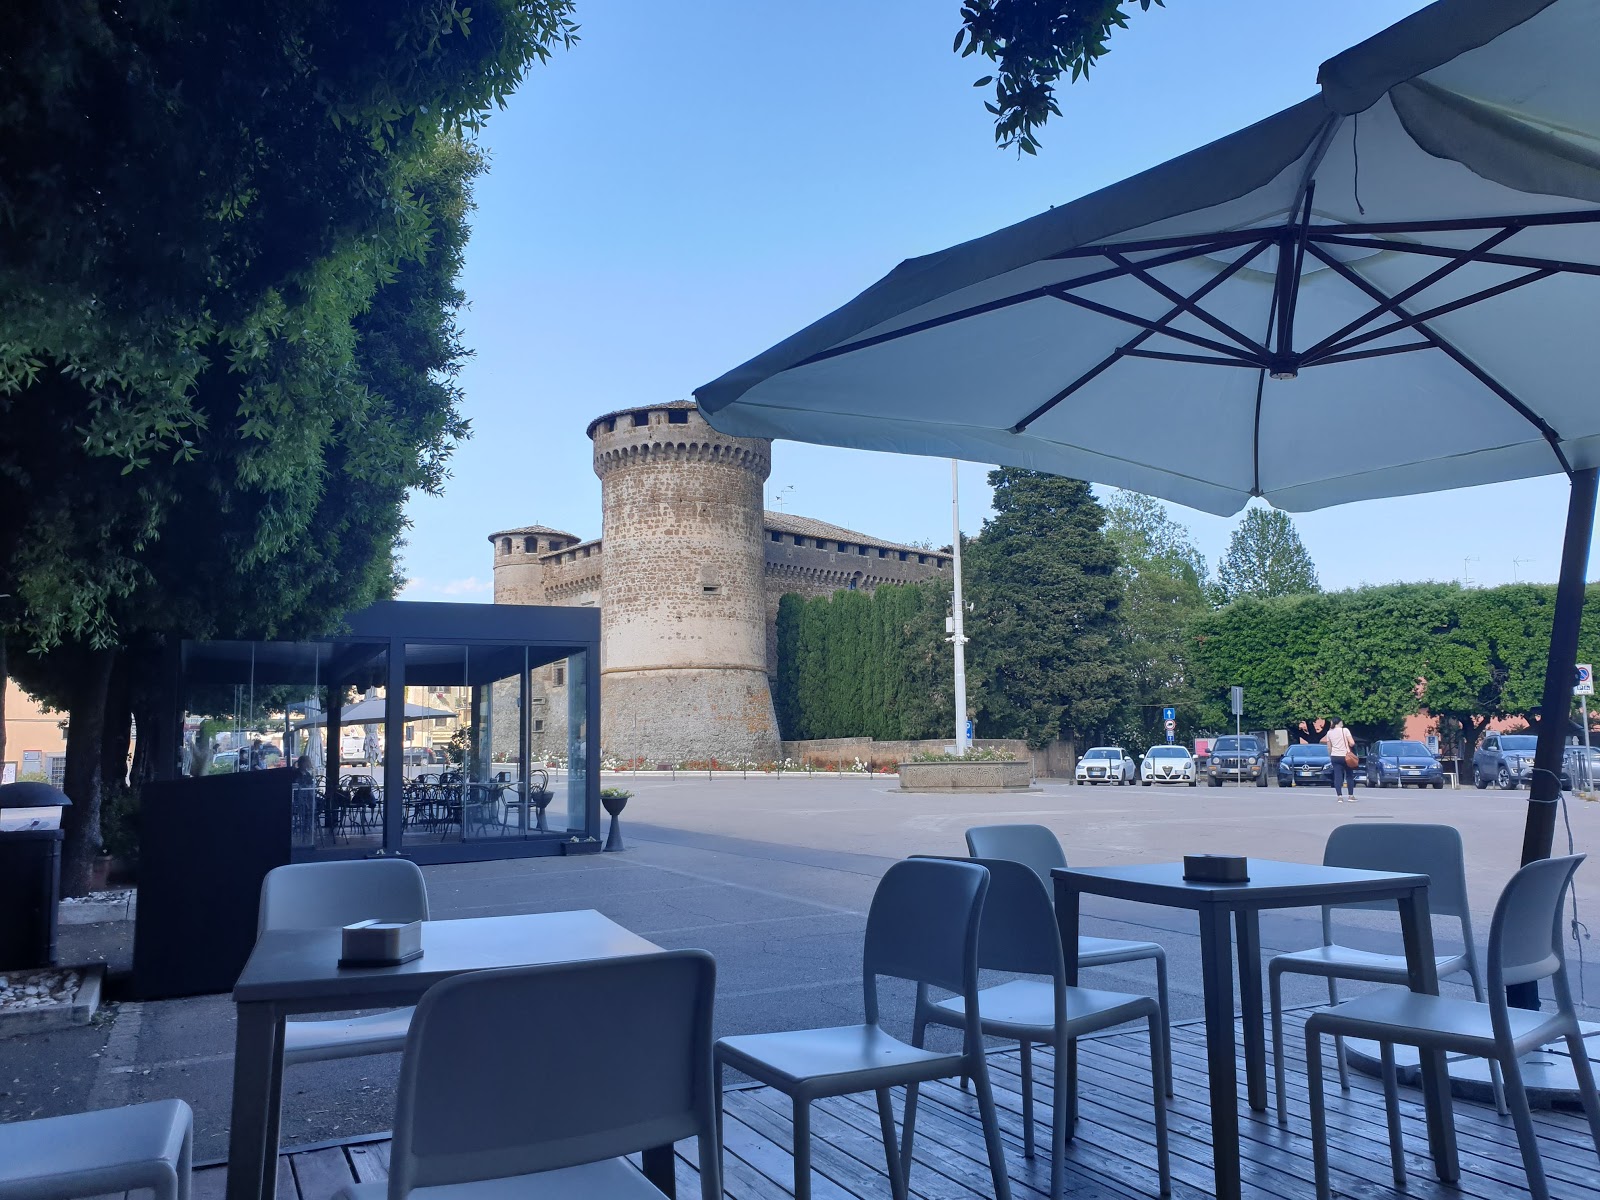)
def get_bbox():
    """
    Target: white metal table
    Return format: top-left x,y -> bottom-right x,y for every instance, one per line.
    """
226,909 -> 666,1200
